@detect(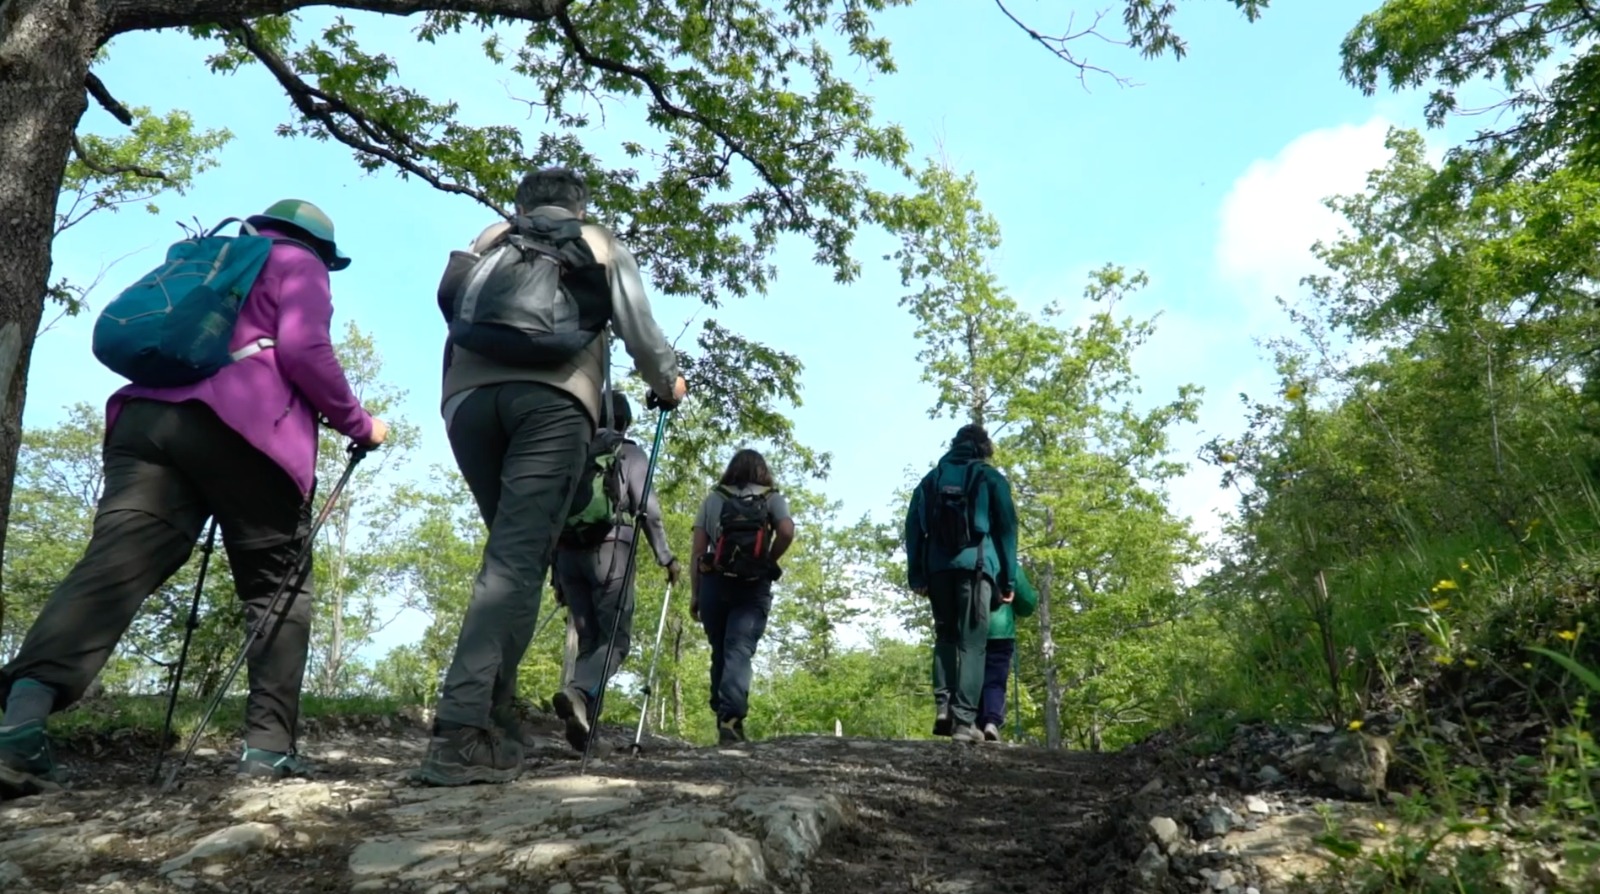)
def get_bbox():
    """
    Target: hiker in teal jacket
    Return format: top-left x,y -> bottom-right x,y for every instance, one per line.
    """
979,564 -> 1037,742
904,423 -> 1019,743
